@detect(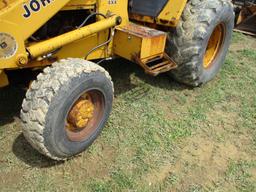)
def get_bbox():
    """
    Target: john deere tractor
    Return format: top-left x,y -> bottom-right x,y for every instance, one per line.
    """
0,0 -> 234,160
